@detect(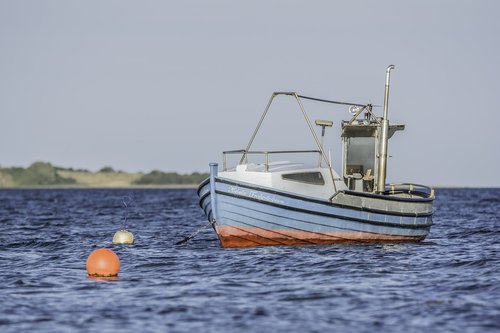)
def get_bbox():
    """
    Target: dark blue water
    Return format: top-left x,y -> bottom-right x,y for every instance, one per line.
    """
0,188 -> 498,332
